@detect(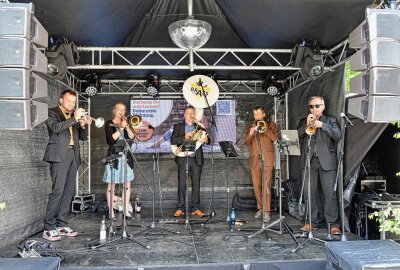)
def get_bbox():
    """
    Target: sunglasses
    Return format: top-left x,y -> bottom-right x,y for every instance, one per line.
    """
309,104 -> 323,109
